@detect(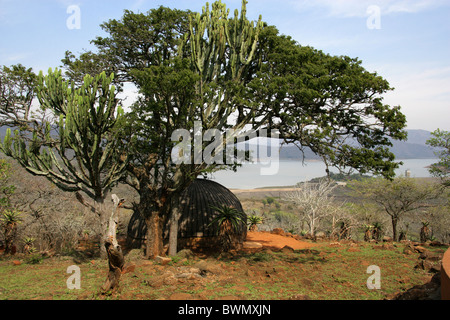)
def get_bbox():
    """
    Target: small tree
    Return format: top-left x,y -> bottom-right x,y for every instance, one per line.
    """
283,179 -> 339,237
0,159 -> 20,255
247,214 -> 264,232
1,69 -> 128,258
372,222 -> 384,242
209,205 -> 246,252
427,129 -> 450,187
1,210 -> 21,254
420,221 -> 431,243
